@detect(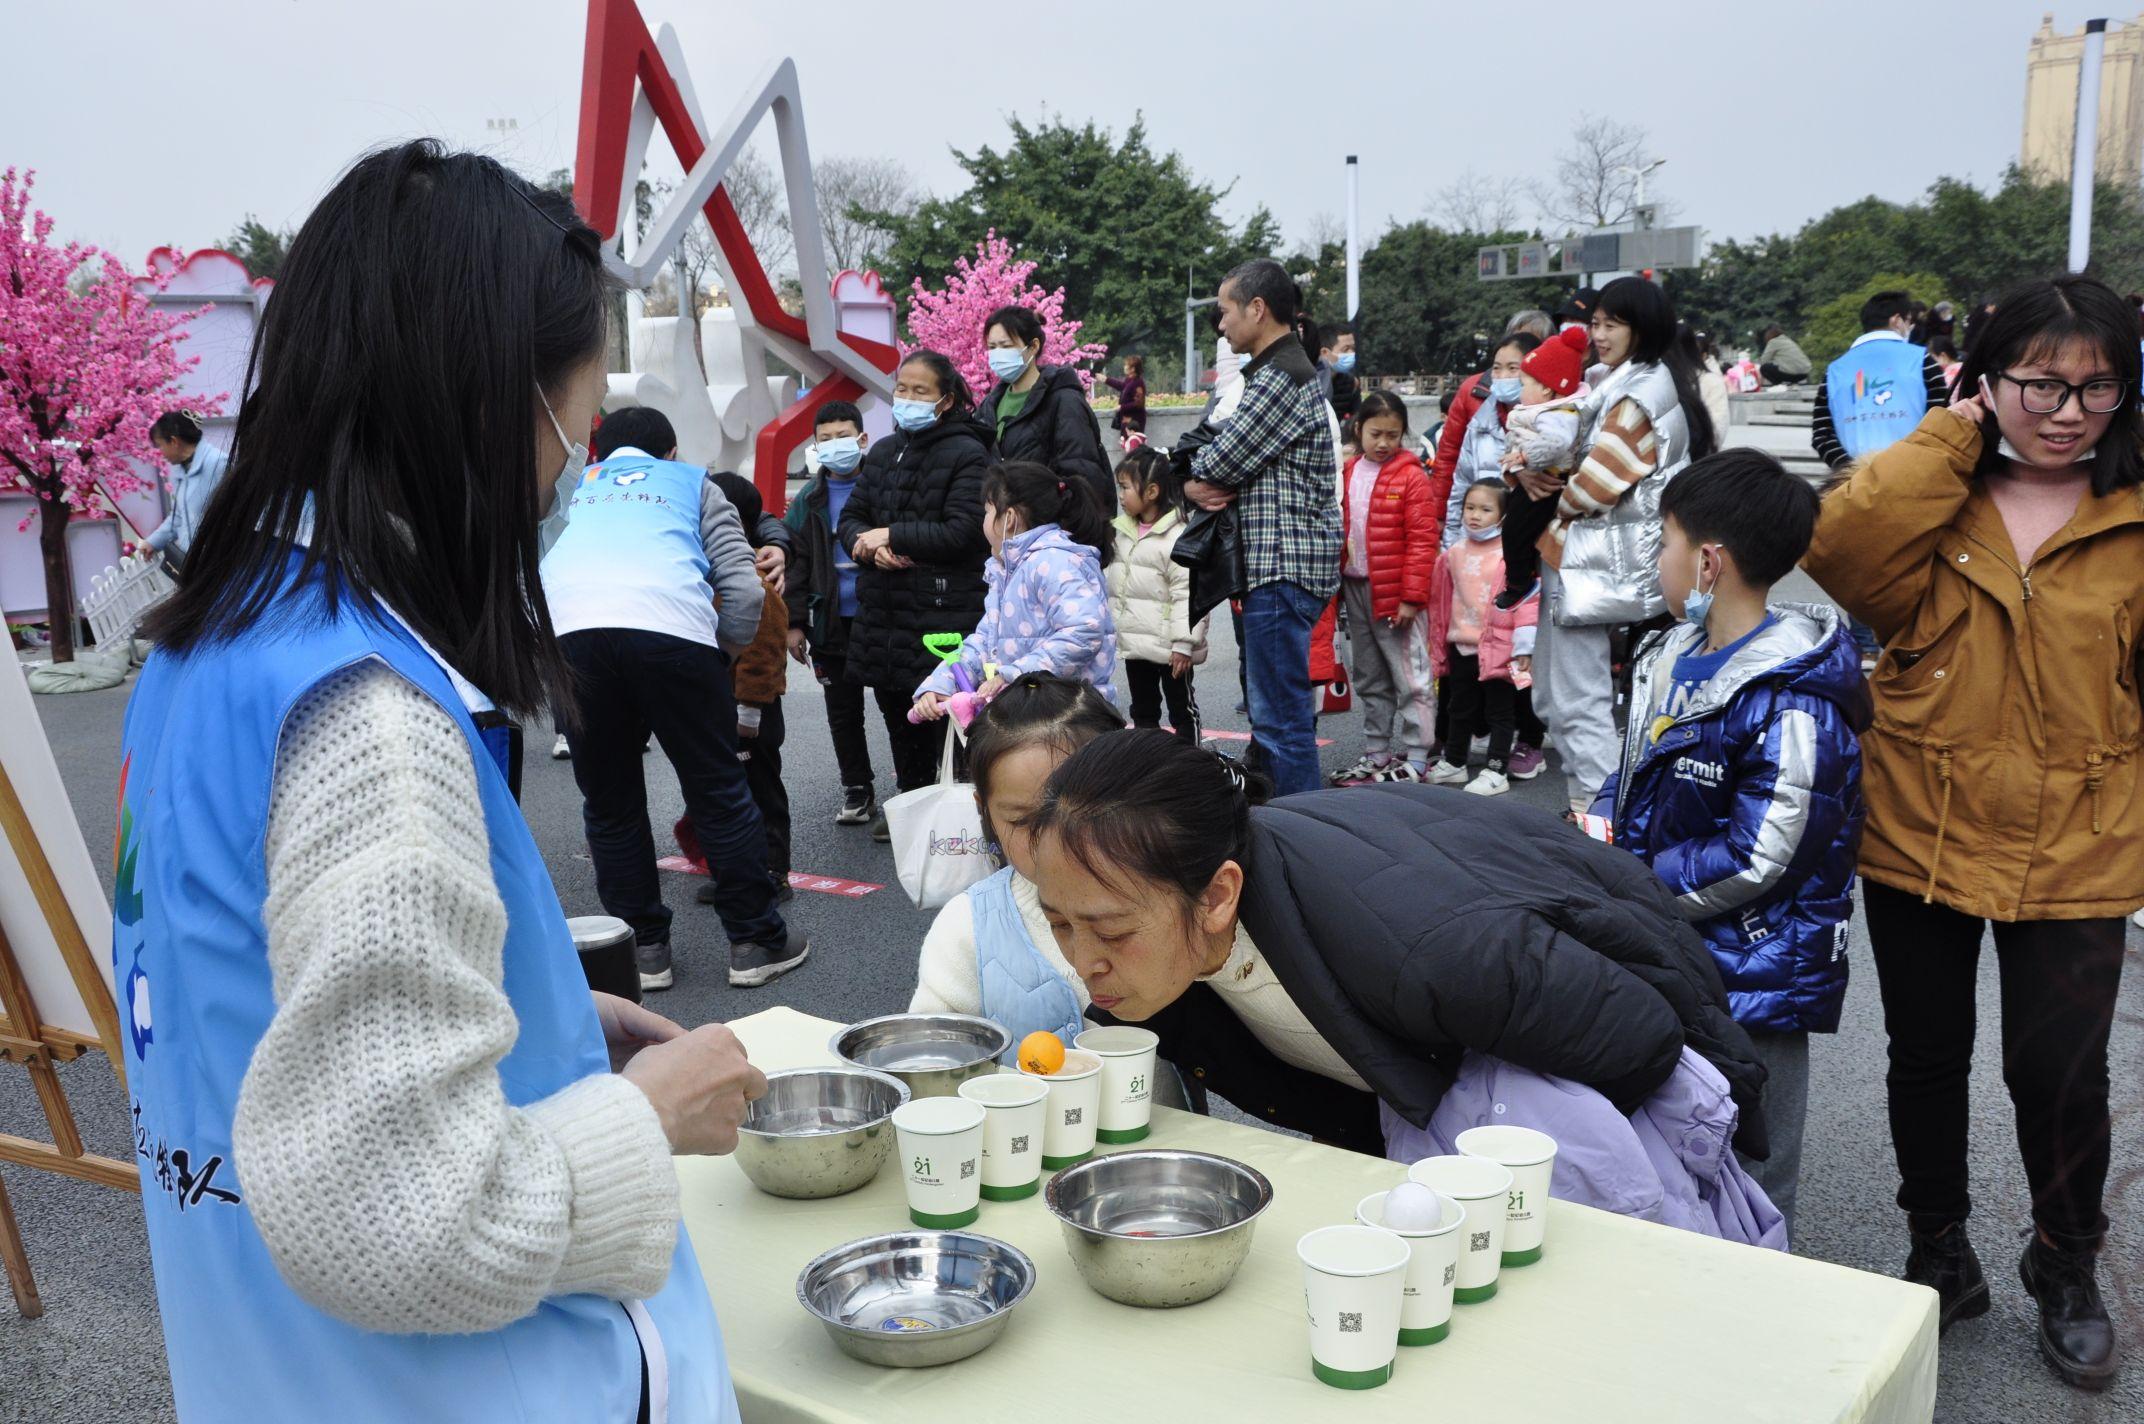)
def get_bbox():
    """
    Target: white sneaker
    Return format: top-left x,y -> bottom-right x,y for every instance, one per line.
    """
1423,761 -> 1470,786
1367,761 -> 1429,784
1465,769 -> 1511,797
551,733 -> 570,760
